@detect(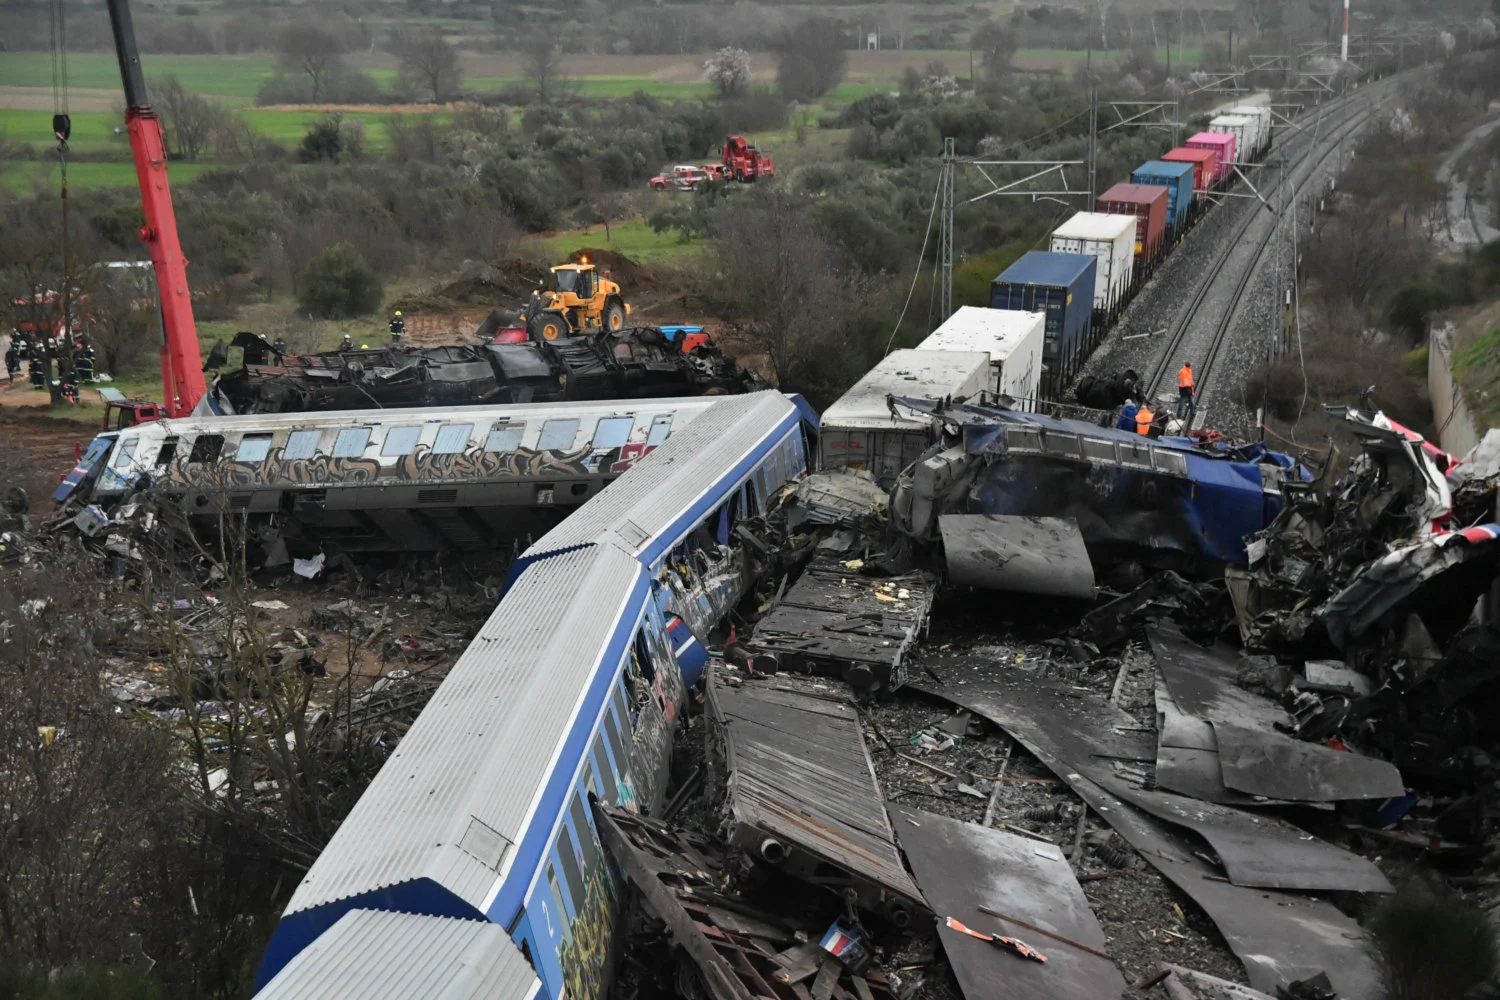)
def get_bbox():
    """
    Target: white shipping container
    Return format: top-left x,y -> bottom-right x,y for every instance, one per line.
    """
818,349 -> 991,485
1228,105 -> 1273,154
1049,212 -> 1136,312
916,306 -> 1045,410
1209,115 -> 1254,163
